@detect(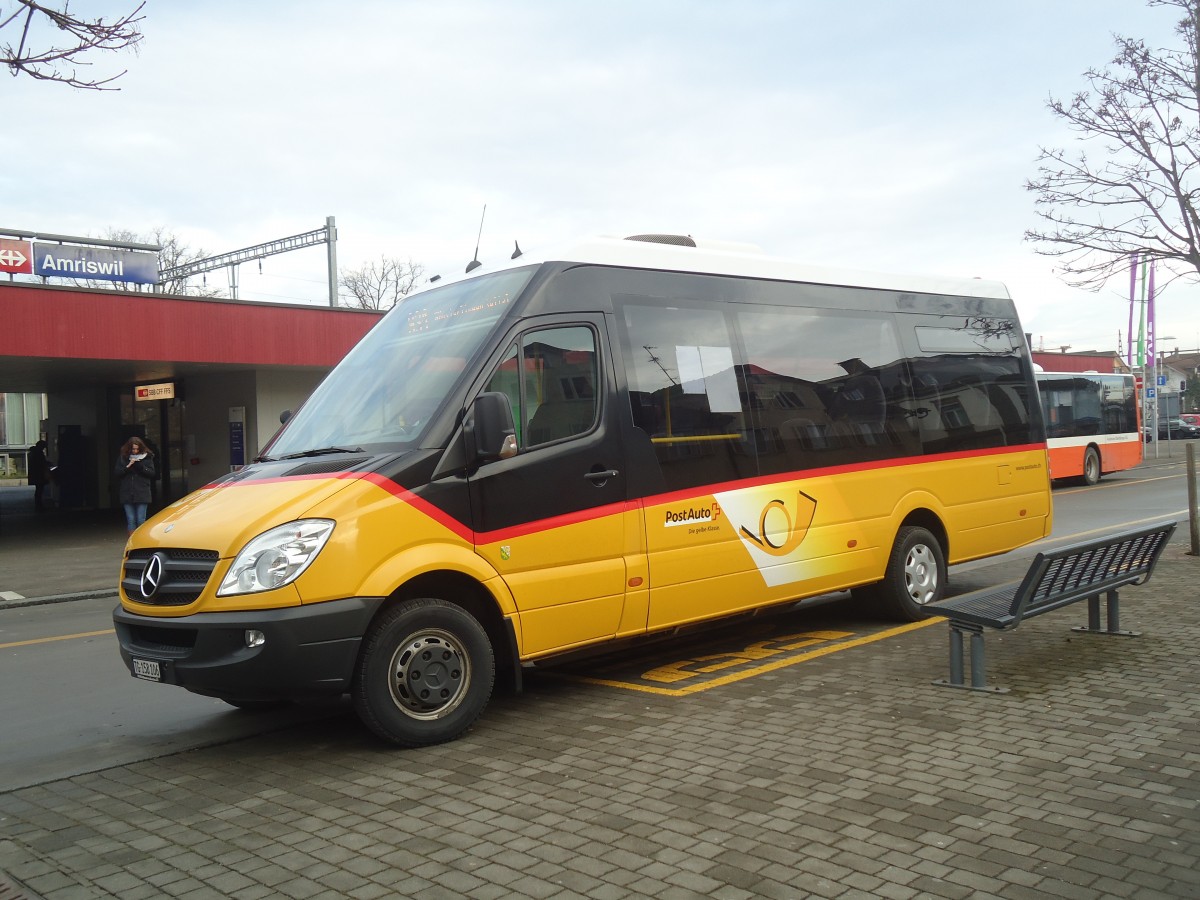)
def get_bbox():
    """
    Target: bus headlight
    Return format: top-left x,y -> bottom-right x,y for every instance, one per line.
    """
217,519 -> 335,596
